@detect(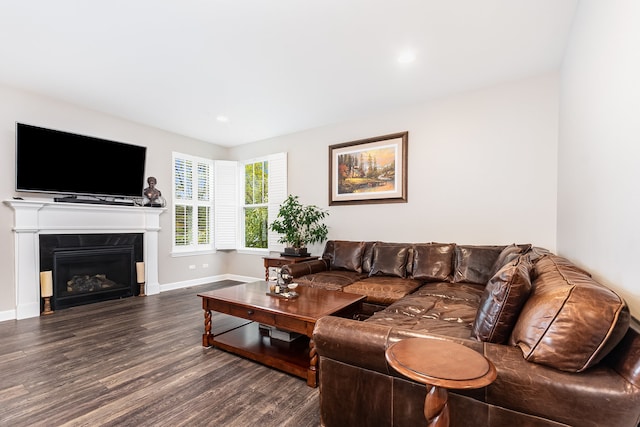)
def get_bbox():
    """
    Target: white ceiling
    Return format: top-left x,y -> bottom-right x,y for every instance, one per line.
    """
0,1 -> 578,147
